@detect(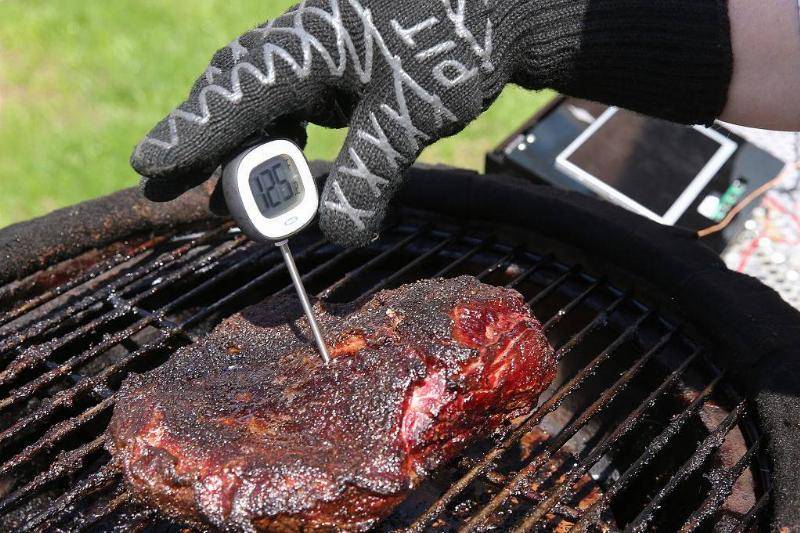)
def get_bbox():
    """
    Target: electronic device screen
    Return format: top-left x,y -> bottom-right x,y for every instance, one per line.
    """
249,155 -> 304,218
556,108 -> 738,224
